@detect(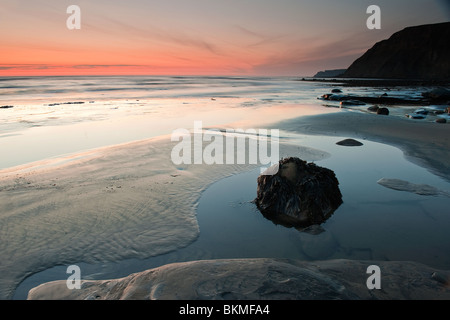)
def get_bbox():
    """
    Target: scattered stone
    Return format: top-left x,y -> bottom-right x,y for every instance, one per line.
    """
255,157 -> 342,228
377,107 -> 389,115
377,178 -> 450,197
336,139 -> 364,147
435,118 -> 447,123
406,114 -> 426,119
331,88 -> 342,93
414,108 -> 429,115
422,87 -> 450,100
49,101 -> 85,106
0,105 -> 14,109
340,100 -> 366,107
